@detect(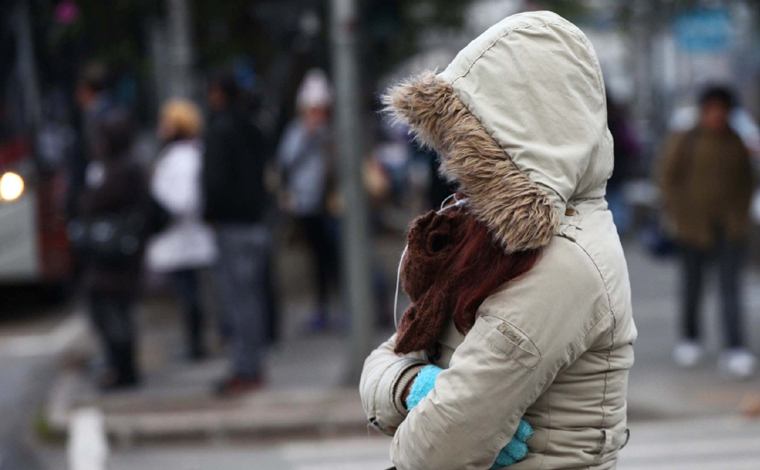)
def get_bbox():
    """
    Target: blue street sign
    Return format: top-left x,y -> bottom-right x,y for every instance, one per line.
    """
674,8 -> 731,54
